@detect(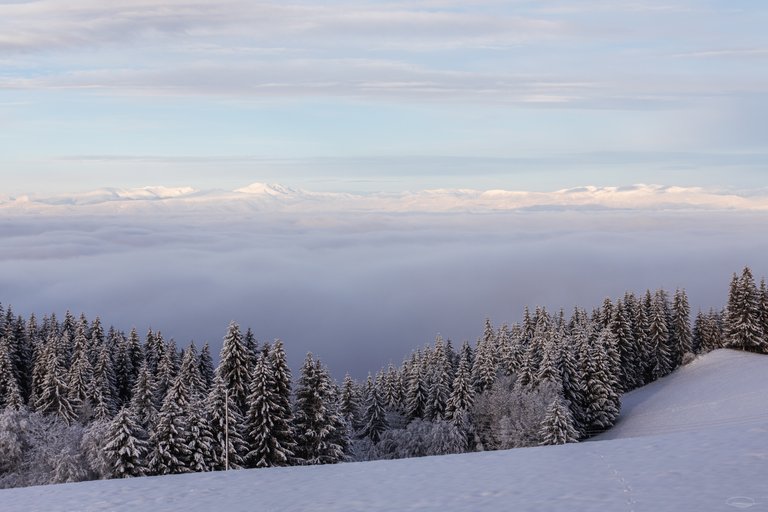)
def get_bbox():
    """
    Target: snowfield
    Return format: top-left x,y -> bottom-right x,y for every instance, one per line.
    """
3,349 -> 767,512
